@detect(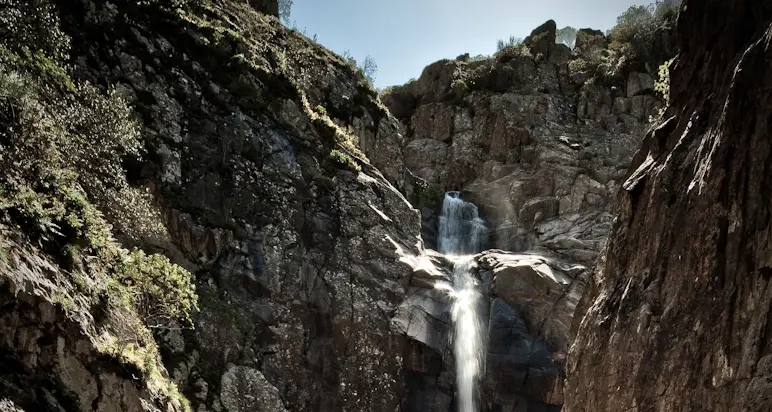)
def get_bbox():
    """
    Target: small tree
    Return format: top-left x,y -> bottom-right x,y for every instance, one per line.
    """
496,36 -> 523,52
341,51 -> 378,84
113,250 -> 198,329
556,26 -> 578,48
278,0 -> 293,25
361,55 -> 378,84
